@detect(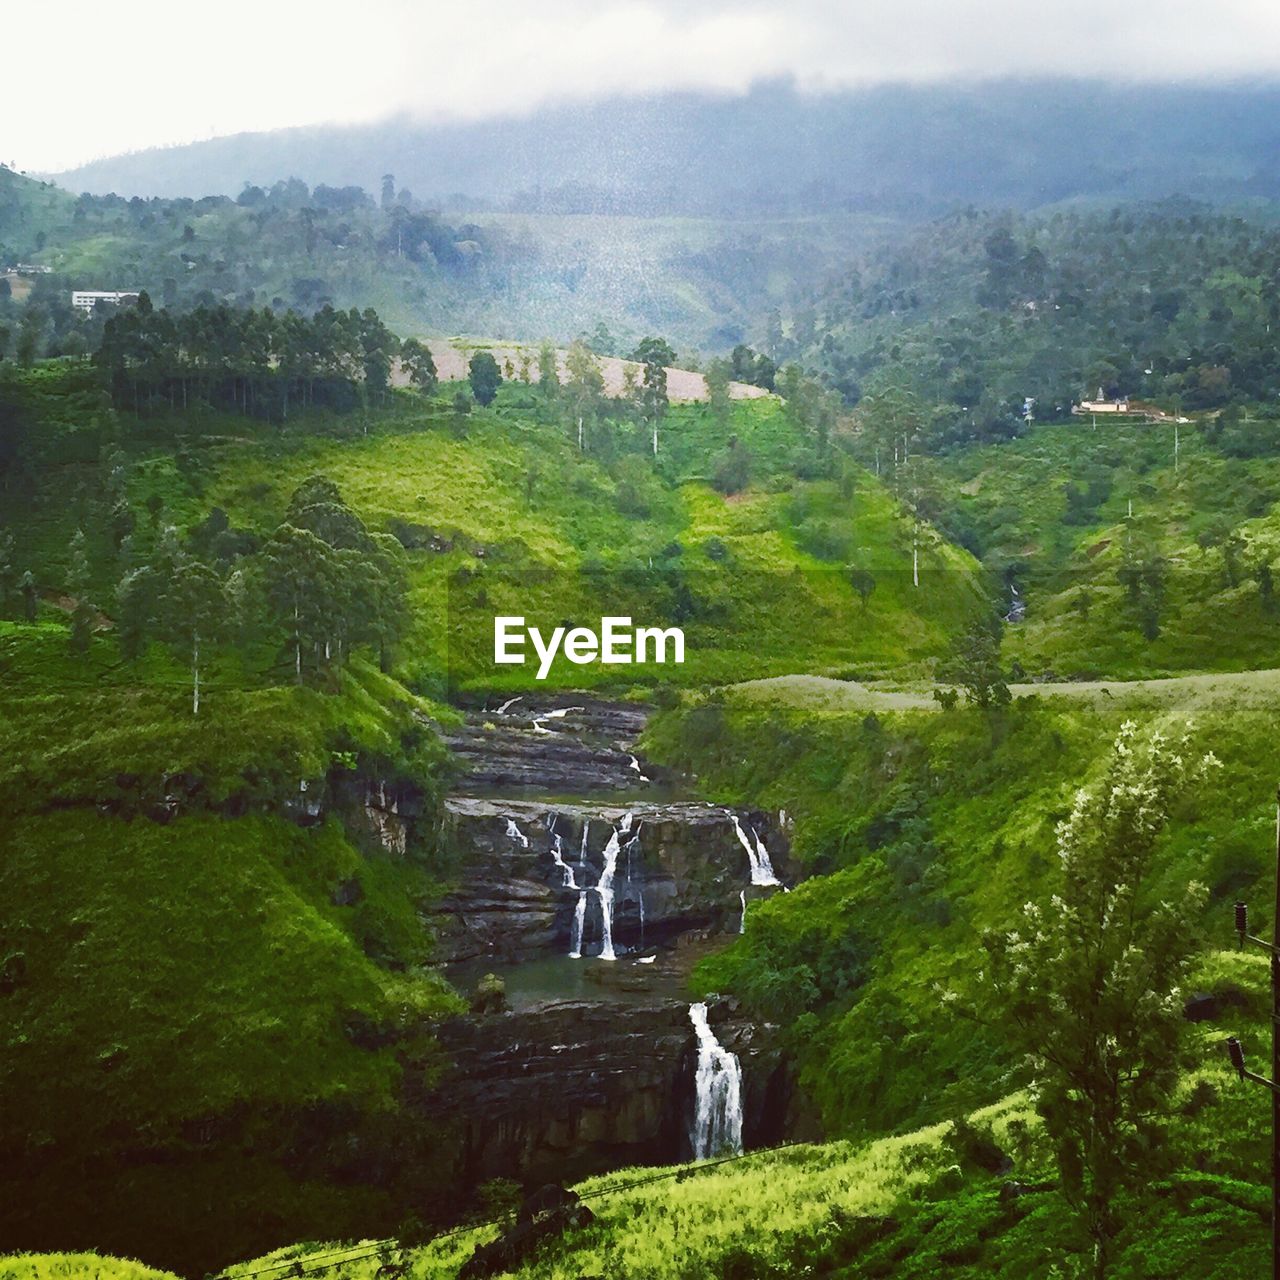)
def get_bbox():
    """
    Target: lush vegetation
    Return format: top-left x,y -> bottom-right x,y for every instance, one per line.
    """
12,146 -> 1280,1279
644,676 -> 1275,1139
790,204 -> 1280,441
